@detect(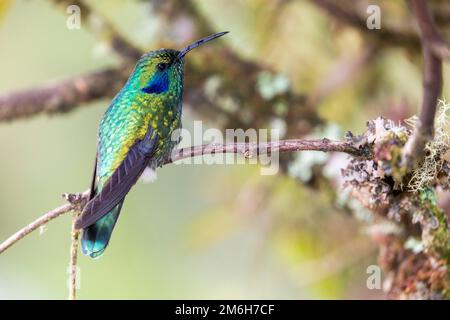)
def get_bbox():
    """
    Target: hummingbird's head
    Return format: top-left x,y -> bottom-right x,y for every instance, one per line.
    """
135,49 -> 183,95
130,32 -> 229,96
